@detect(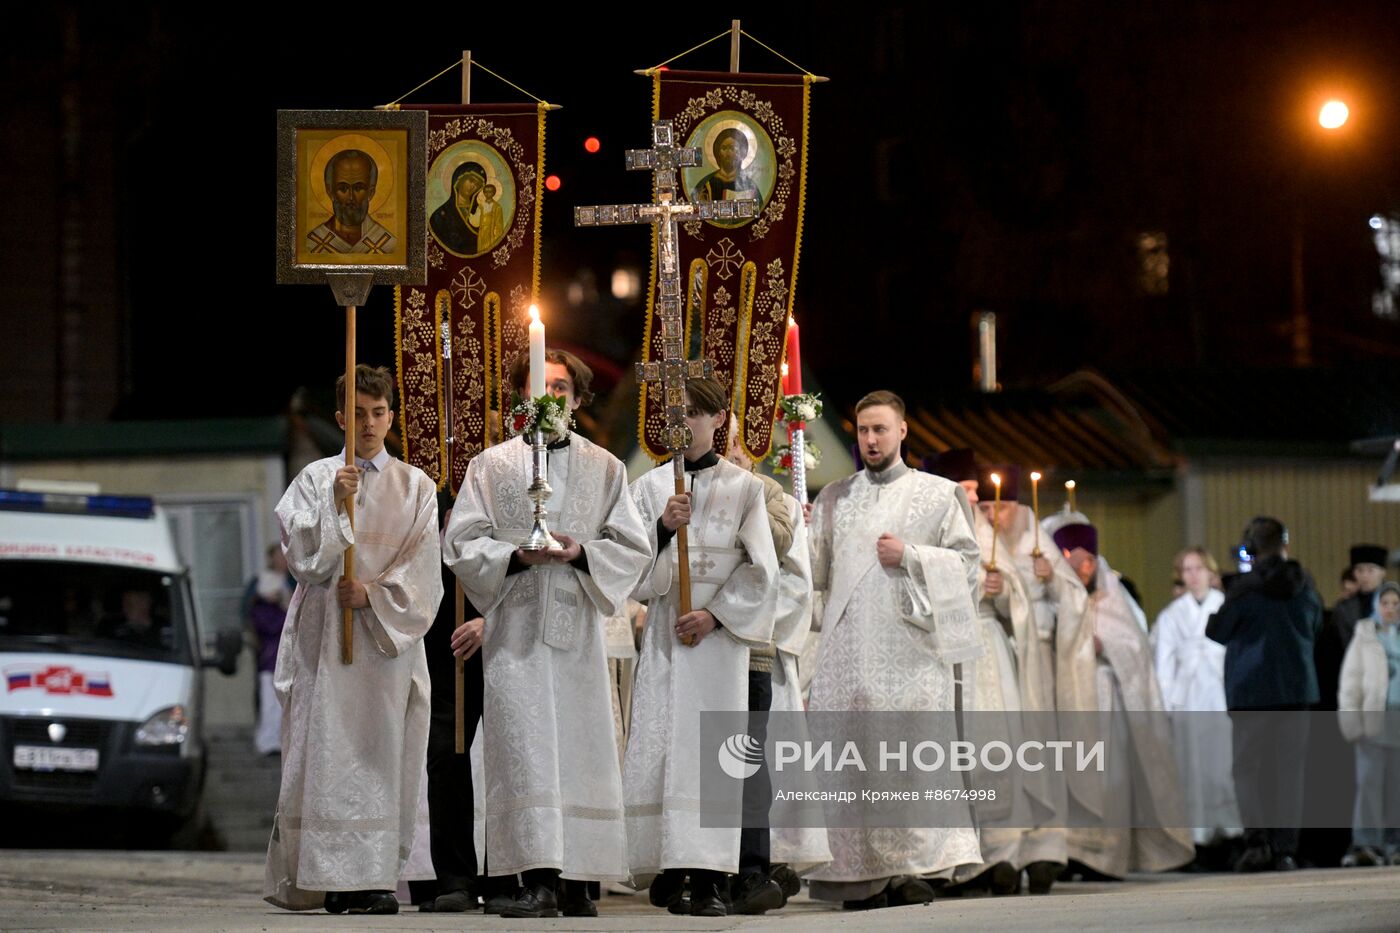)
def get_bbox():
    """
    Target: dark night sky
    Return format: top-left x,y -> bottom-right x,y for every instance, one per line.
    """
5,2 -> 1399,425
